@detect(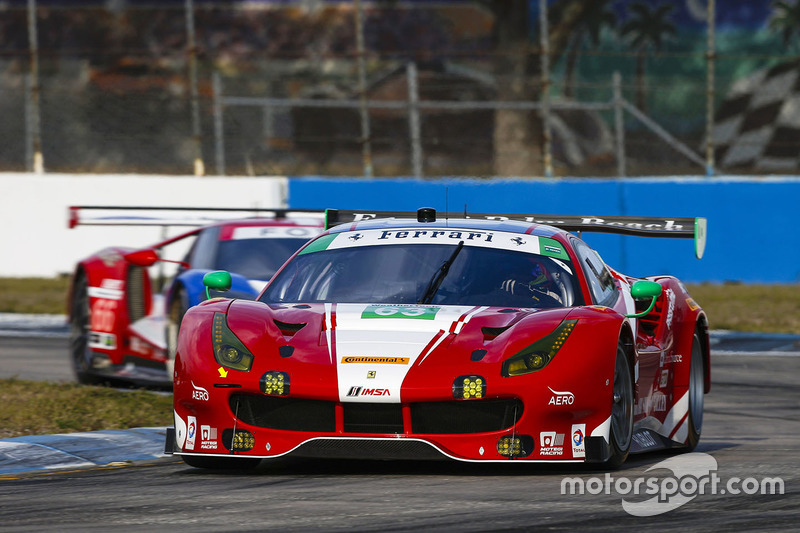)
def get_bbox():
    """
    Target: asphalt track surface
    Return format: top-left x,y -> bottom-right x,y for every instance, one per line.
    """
0,315 -> 798,531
